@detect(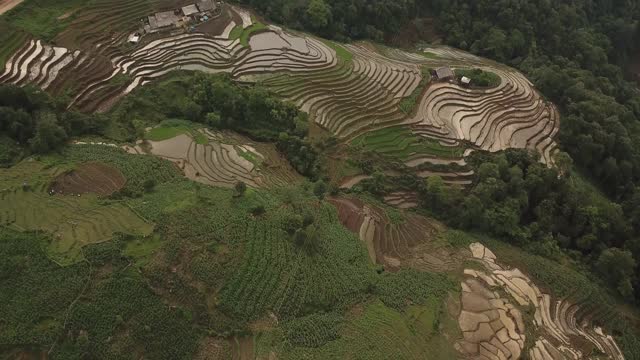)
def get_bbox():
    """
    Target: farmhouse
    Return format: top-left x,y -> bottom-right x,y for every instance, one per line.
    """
433,67 -> 454,81
461,76 -> 471,86
148,10 -> 180,30
181,4 -> 199,16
